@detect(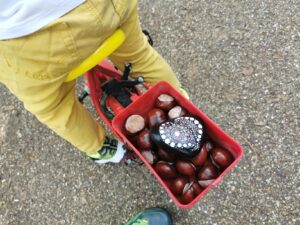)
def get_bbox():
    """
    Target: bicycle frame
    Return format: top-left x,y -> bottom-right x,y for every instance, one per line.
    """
65,28 -> 152,144
84,60 -> 152,141
63,28 -> 243,209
